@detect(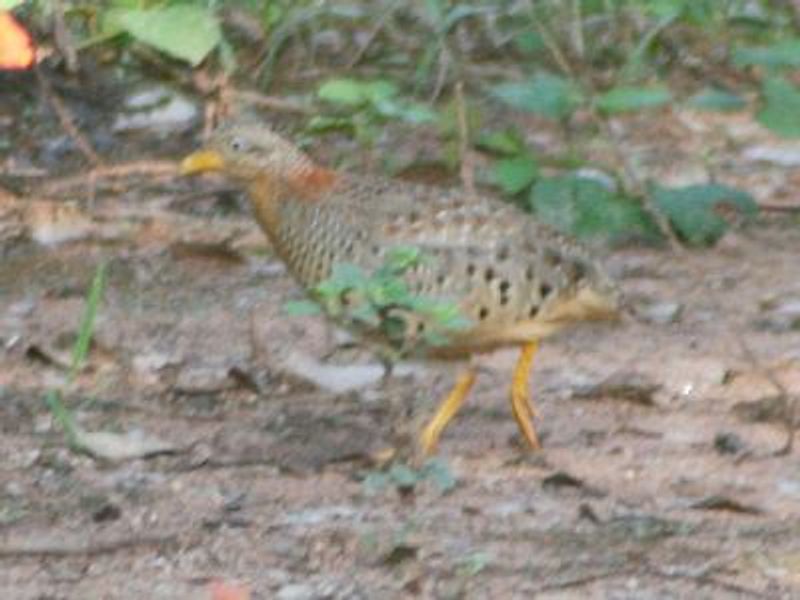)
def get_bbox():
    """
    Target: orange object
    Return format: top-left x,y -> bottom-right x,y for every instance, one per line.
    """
0,11 -> 35,70
209,580 -> 250,600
